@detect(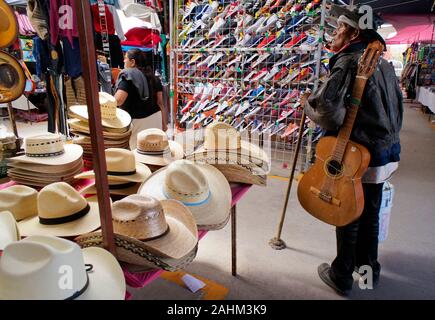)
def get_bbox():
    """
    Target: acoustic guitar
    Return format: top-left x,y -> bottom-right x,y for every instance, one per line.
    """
297,40 -> 384,227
